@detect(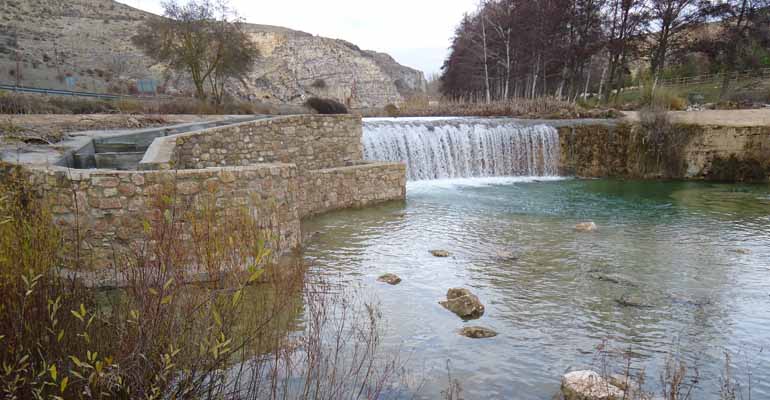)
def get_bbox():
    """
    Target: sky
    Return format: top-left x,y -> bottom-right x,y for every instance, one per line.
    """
117,0 -> 480,76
